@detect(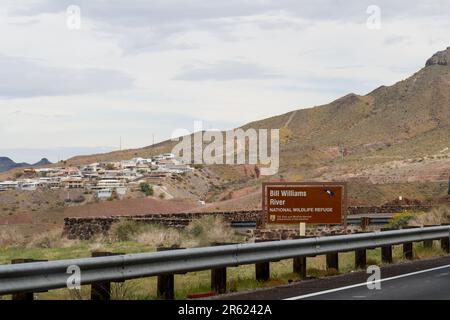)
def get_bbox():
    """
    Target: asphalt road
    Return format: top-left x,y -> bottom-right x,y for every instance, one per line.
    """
214,256 -> 450,300
289,264 -> 450,300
